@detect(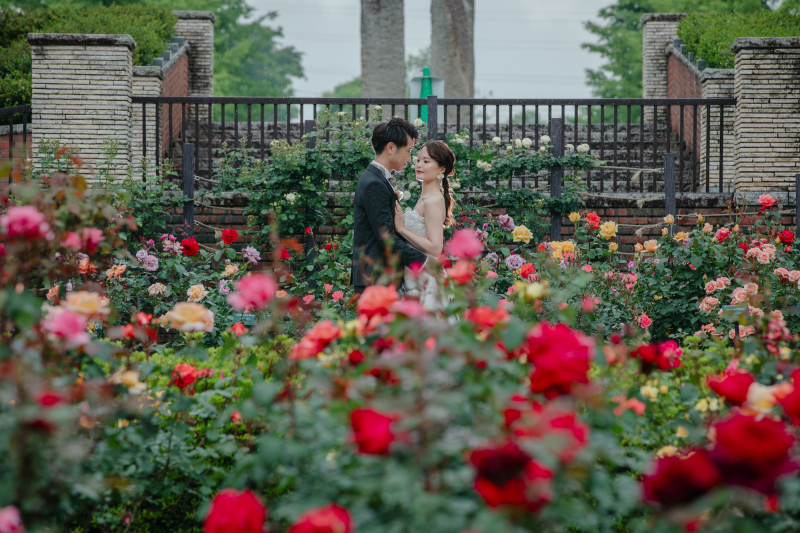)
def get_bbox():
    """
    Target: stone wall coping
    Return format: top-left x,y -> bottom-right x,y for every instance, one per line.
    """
28,33 -> 136,50
172,10 -> 216,23
665,44 -> 704,78
640,13 -> 687,25
731,37 -> 800,53
134,39 -> 189,79
132,66 -> 164,80
700,68 -> 734,81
